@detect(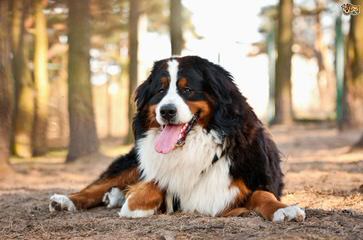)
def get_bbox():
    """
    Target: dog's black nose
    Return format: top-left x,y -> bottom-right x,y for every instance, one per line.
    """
160,104 -> 177,121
